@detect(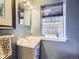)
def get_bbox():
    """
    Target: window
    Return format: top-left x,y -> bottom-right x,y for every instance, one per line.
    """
41,2 -> 67,41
